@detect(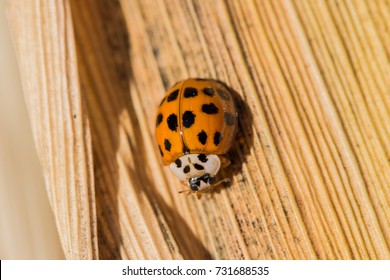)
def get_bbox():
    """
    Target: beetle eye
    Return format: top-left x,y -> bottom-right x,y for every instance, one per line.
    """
208,176 -> 216,185
190,184 -> 199,191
